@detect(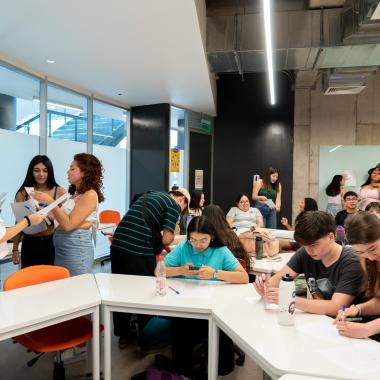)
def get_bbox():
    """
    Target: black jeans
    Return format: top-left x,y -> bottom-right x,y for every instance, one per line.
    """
171,317 -> 234,377
110,247 -> 156,337
21,234 -> 55,268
